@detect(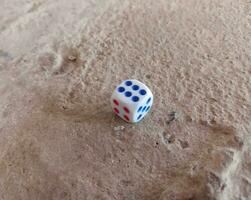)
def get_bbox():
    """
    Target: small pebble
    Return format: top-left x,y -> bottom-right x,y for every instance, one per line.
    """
68,55 -> 77,61
186,115 -> 193,122
179,140 -> 189,149
113,126 -> 125,131
169,111 -> 178,119
146,74 -> 151,79
221,183 -> 227,191
167,134 -> 176,143
154,141 -> 159,148
209,118 -> 217,125
166,111 -> 178,125
163,133 -> 176,144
